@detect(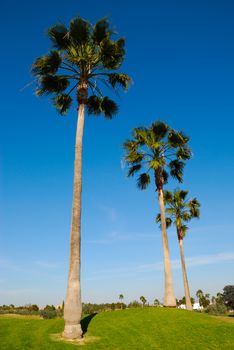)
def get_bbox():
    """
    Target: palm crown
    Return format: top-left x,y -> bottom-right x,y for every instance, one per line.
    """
32,17 -> 131,116
156,189 -> 200,239
123,121 -> 191,191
